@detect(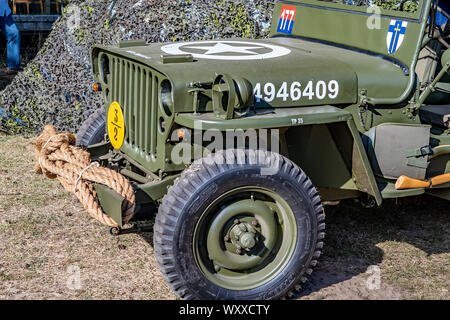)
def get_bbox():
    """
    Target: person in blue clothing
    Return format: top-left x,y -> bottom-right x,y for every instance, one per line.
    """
0,0 -> 20,74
